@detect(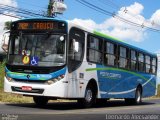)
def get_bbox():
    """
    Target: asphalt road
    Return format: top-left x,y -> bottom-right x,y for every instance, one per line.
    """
0,99 -> 160,120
